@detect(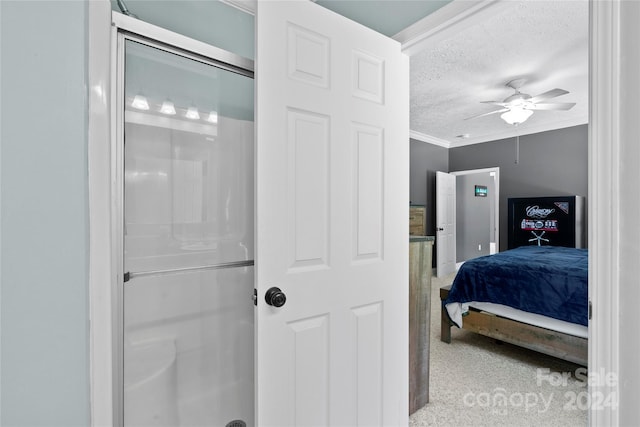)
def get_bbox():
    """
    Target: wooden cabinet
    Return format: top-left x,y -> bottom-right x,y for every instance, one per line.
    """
409,205 -> 426,236
409,236 -> 434,414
